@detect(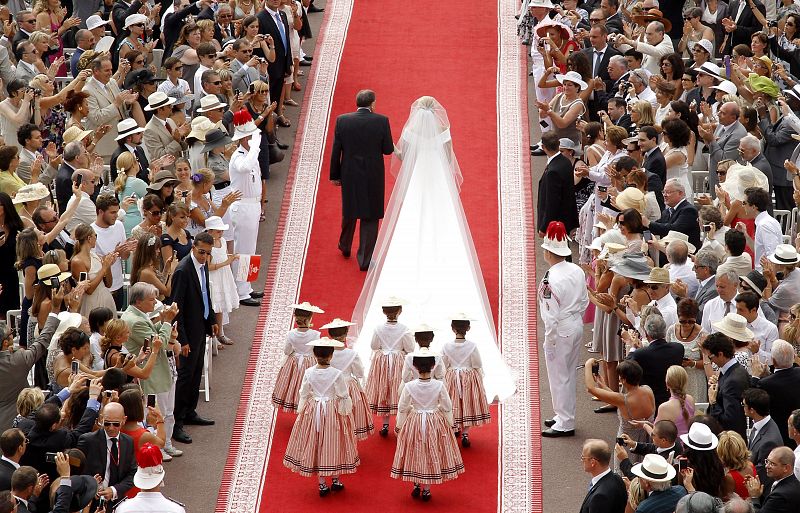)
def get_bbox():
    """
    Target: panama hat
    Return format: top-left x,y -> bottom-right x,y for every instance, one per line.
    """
124,13 -> 148,29
12,183 -> 50,204
204,216 -> 229,231
133,443 -> 165,489
785,84 -> 800,102
186,116 -> 215,142
306,337 -> 345,348
196,95 -> 226,112
559,138 -> 583,156
712,313 -> 754,342
37,263 -> 72,285
631,8 -> 672,32
693,39 -> 713,56
609,253 -> 652,280
115,118 -> 145,141
631,453 -> 676,482
541,221 -> 572,257
412,322 -> 436,333
143,91 -> 176,112
450,312 -> 475,321
680,422 -> 719,451
63,126 -> 93,145
659,230 -> 697,254
201,129 -> 232,153
288,301 -> 324,313
711,80 -> 737,97
52,311 -> 84,344
614,187 -> 646,215
768,244 -> 800,265
598,242 -> 626,260
643,267 -> 672,285
555,70 -> 588,91
147,171 -> 180,191
739,270 -> 767,297
166,87 -> 193,107
720,163 -> 769,203
320,318 -> 355,330
381,296 -> 407,307
696,62 -> 723,81
86,15 -> 110,32
527,0 -> 556,8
